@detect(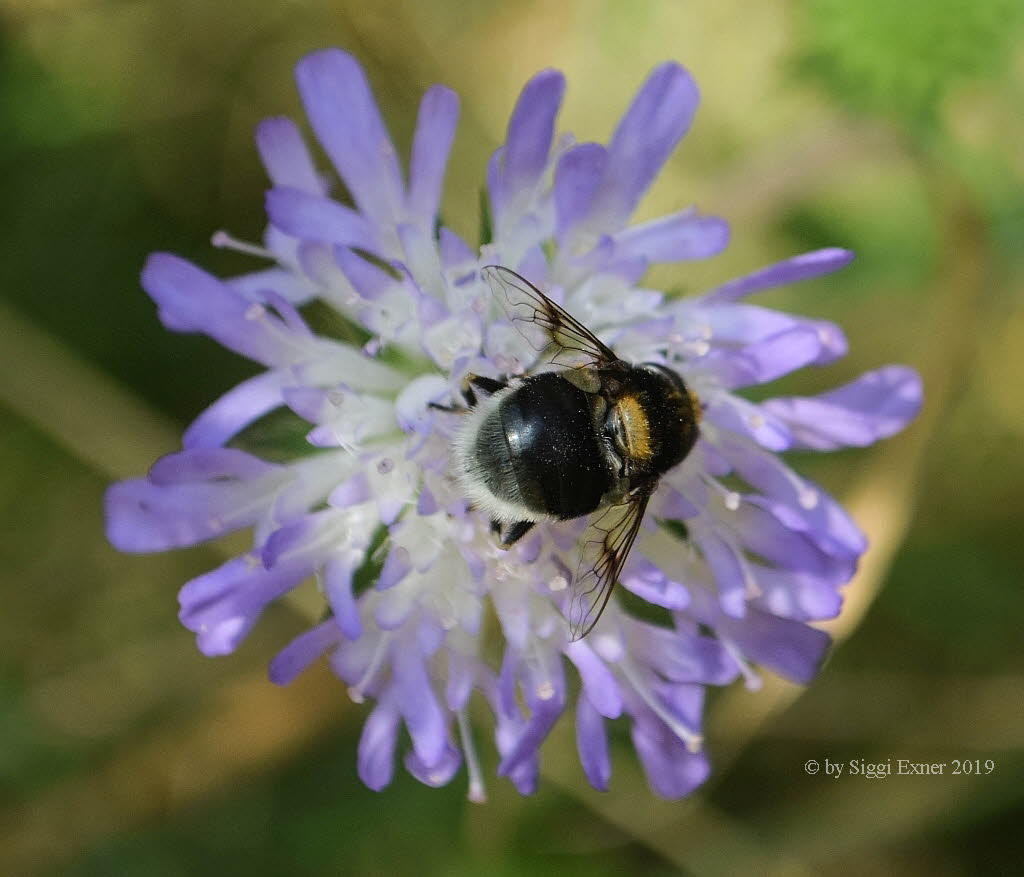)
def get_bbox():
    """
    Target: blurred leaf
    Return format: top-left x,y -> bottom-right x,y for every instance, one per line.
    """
797,0 -> 1024,128
777,173 -> 938,299
0,35 -> 119,146
0,677 -> 76,796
